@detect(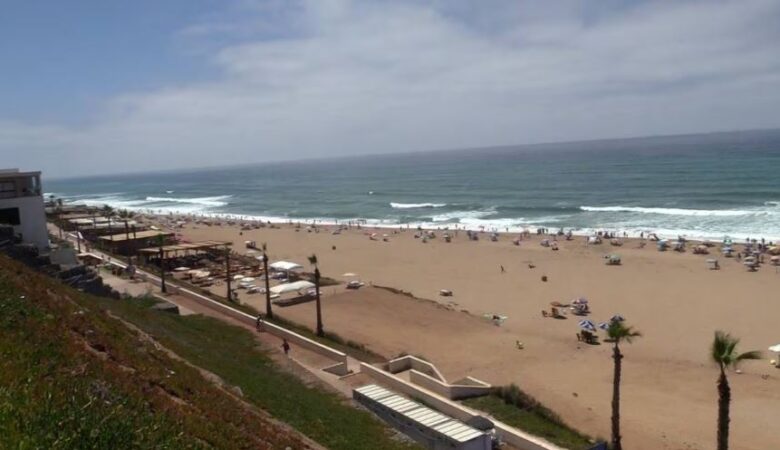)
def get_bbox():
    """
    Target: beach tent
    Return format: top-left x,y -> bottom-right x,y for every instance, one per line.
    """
269,261 -> 303,271
270,280 -> 315,295
269,261 -> 304,279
